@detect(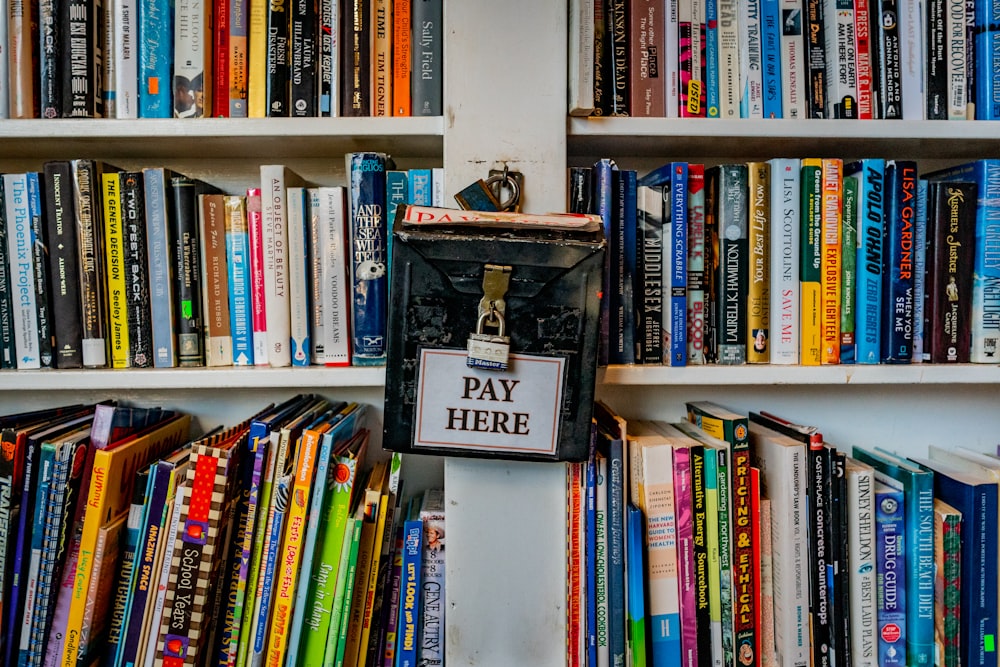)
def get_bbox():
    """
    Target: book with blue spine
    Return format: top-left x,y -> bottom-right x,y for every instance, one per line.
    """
847,159 -> 885,364
593,158 -> 618,366
853,446 -> 935,666
912,179 -> 928,361
595,418 -> 626,667
142,167 -> 177,368
138,0 -> 173,117
396,518 -> 423,667
921,159 -> 1000,363
880,160 -> 917,363
4,172 -> 40,369
225,195 -> 253,366
975,0 -> 1000,119
408,169 -> 432,206
622,170 -> 639,365
761,0 -> 783,117
585,452 -> 598,665
626,504 -> 647,666
26,172 -> 51,368
608,168 -> 632,365
346,152 -> 390,365
385,170 -> 408,300
705,0 -> 721,117
668,163 -> 688,366
103,465 -> 148,666
287,186 -> 312,367
874,474 -> 907,667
